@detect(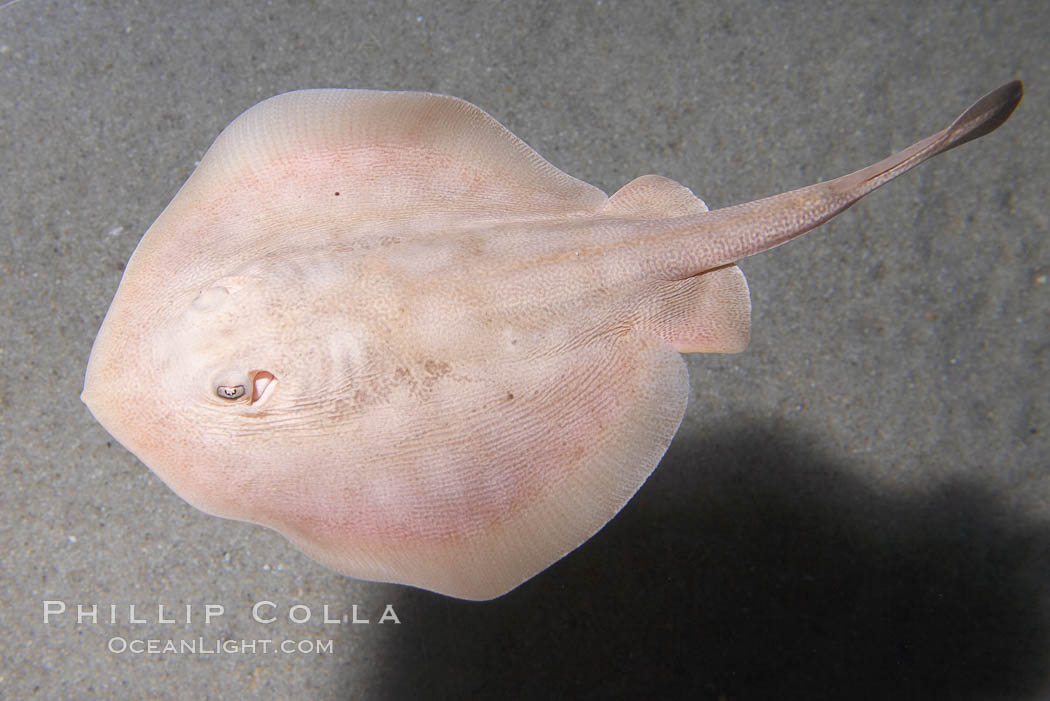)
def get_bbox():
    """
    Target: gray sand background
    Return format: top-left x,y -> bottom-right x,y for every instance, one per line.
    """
2,1 -> 1047,698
